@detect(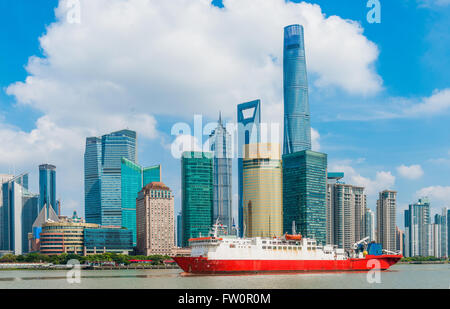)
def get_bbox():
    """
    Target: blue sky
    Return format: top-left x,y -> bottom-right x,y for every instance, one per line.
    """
0,0 -> 449,228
